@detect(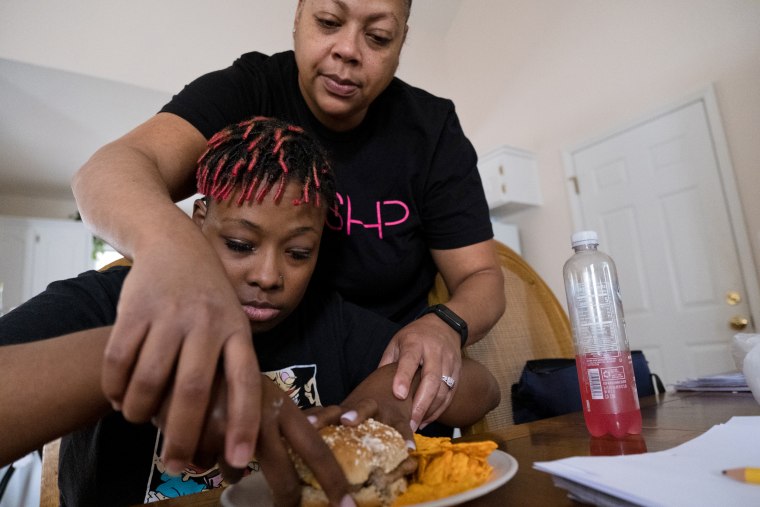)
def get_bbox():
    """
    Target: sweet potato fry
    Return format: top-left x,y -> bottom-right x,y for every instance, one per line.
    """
393,434 -> 498,505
